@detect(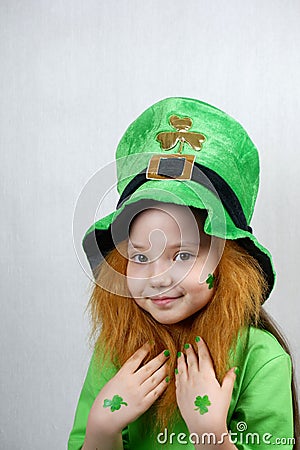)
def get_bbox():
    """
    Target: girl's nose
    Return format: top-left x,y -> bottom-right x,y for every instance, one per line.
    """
149,260 -> 173,288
